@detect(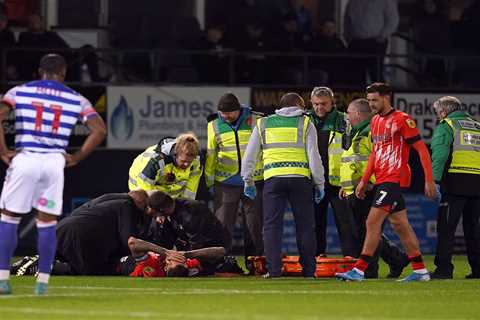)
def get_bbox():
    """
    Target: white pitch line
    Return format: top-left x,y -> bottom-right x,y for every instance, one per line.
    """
1,287 -> 472,299
0,307 -> 476,320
